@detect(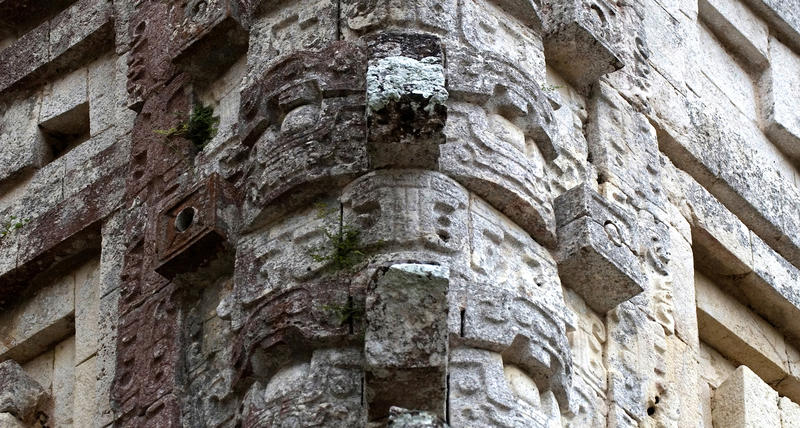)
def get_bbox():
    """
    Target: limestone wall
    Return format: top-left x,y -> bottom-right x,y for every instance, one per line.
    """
0,0 -> 799,426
